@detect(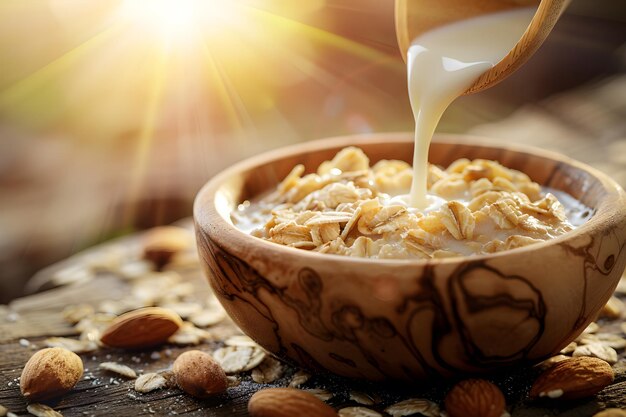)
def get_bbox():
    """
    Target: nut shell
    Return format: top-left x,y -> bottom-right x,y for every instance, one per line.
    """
248,388 -> 338,417
172,350 -> 228,398
444,379 -> 505,417
100,307 -> 183,349
143,226 -> 192,268
20,347 -> 84,401
530,356 -> 614,400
